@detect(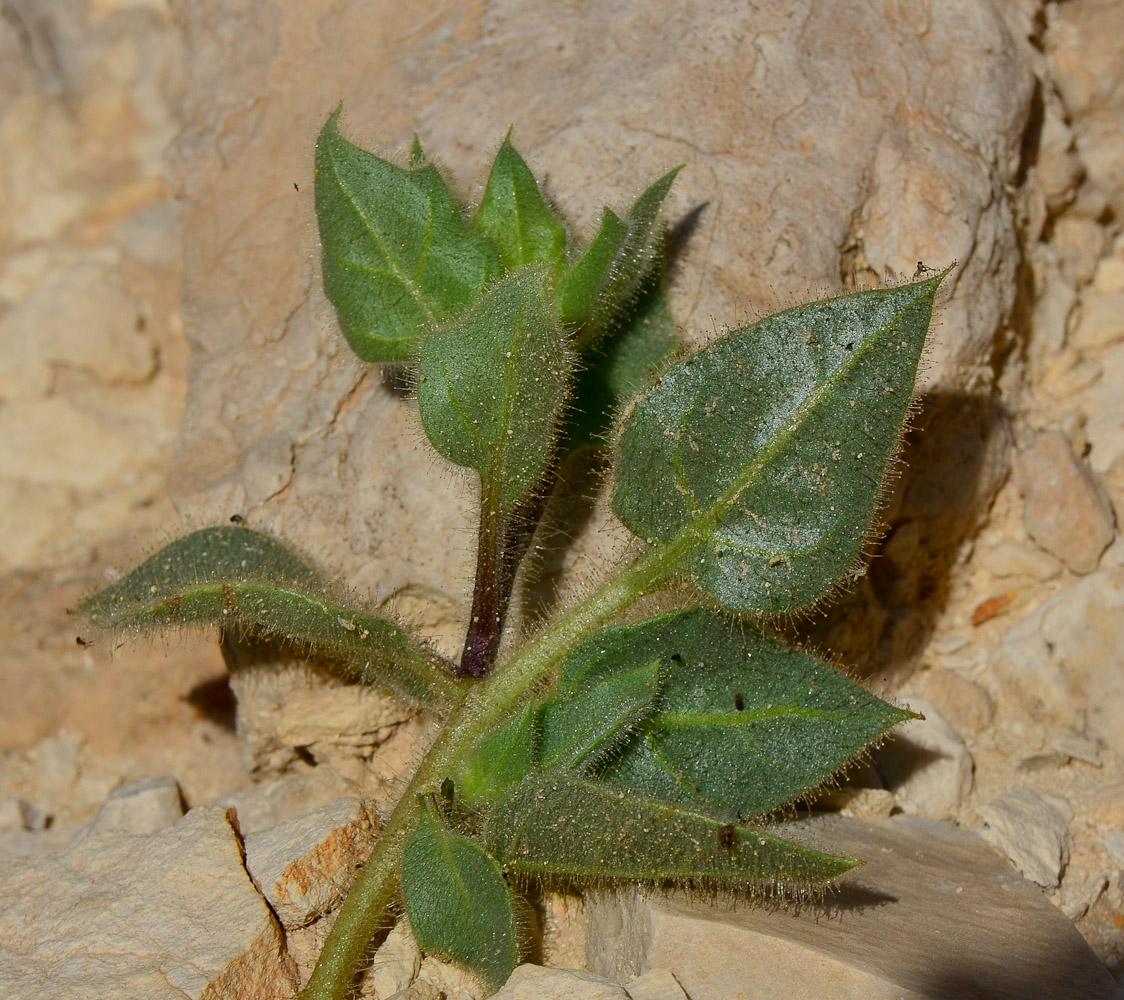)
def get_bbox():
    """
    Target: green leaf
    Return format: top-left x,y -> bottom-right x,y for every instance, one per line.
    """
558,168 -> 680,347
314,109 -> 497,362
564,608 -> 913,820
485,774 -> 858,886
563,275 -> 680,452
473,134 -> 566,274
536,658 -> 661,773
403,800 -> 518,990
75,526 -> 460,706
457,700 -> 537,809
418,267 -> 571,510
612,272 -> 948,613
